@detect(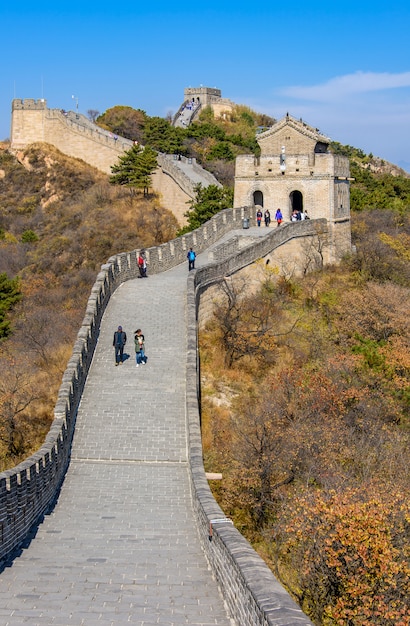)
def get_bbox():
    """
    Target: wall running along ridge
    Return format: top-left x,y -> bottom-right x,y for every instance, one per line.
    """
0,207 -> 315,625
10,100 -> 221,226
